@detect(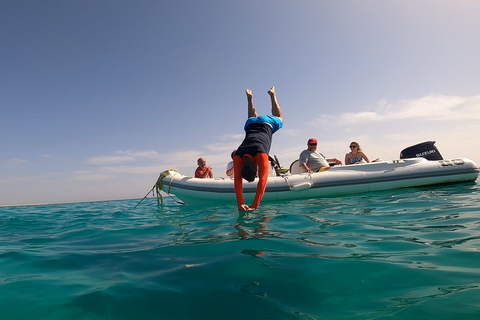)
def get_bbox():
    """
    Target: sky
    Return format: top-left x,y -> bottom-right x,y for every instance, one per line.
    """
1,0 -> 479,206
